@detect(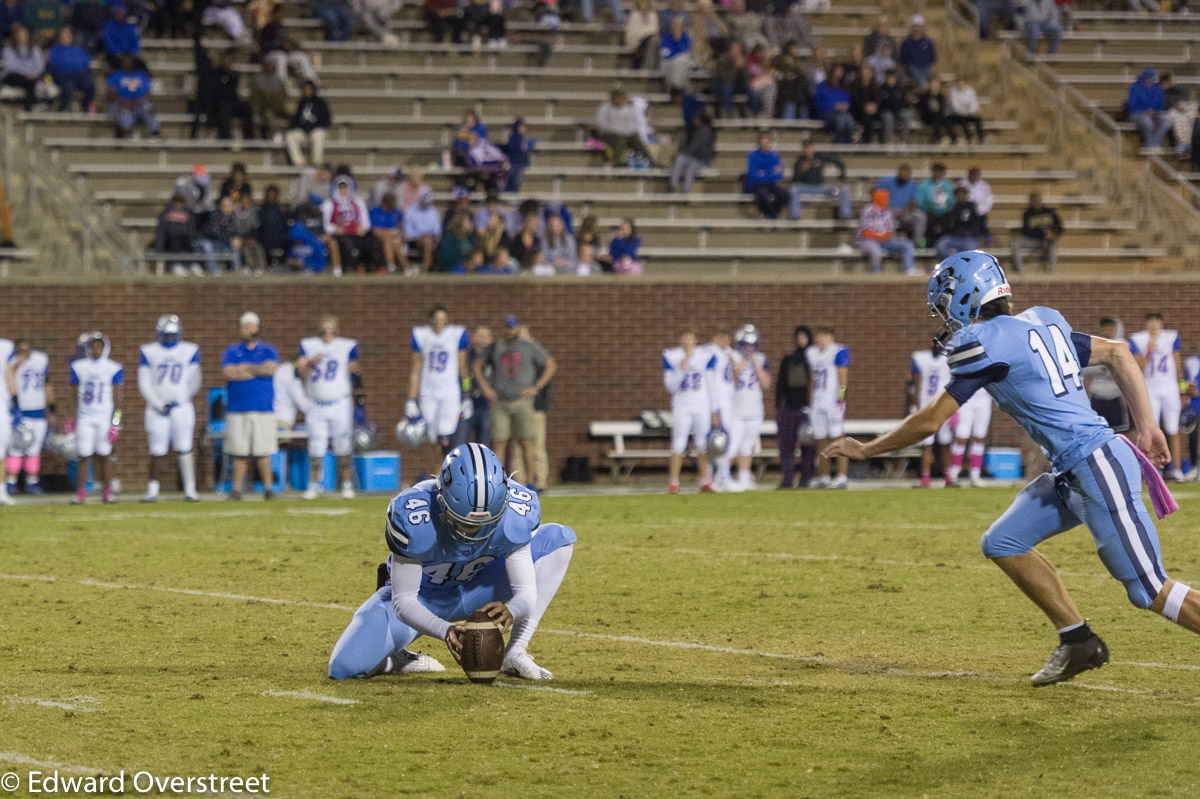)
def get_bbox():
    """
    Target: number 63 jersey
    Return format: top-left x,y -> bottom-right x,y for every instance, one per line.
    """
383,478 -> 541,590
945,306 -> 1113,475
